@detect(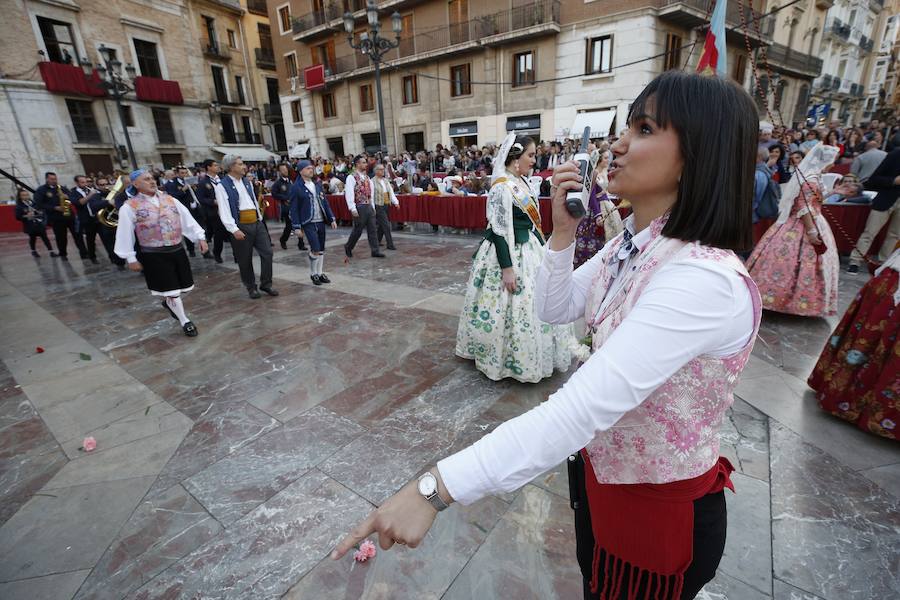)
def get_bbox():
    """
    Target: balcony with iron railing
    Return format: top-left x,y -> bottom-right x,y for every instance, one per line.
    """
66,124 -> 113,146
658,0 -> 773,47
221,131 -> 262,145
255,47 -> 276,70
859,36 -> 874,53
320,0 -> 560,82
153,127 -> 185,146
825,18 -> 851,43
203,40 -> 232,61
762,42 -> 823,78
264,103 -> 283,121
247,0 -> 268,16
292,0 -> 367,40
